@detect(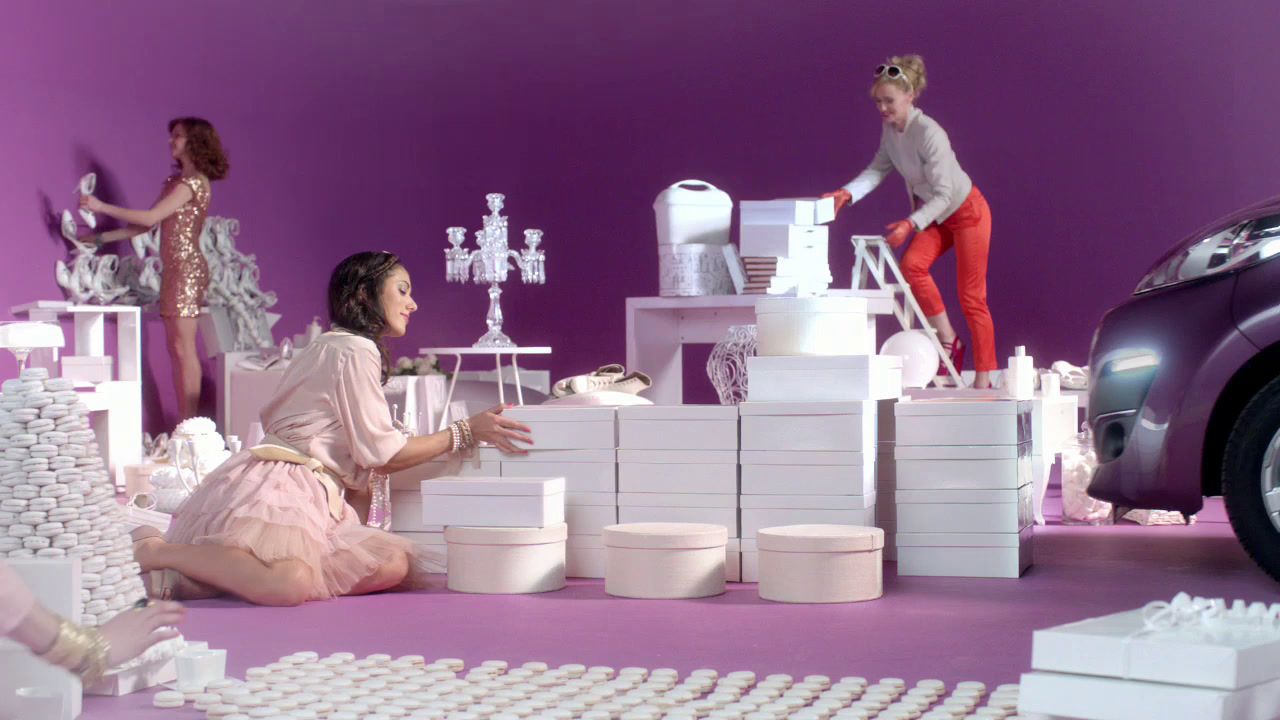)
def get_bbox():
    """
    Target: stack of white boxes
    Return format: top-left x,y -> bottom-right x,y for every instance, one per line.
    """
894,398 -> 1034,578
875,397 -> 902,561
389,454 -> 499,568
737,401 -> 879,582
738,198 -> 835,295
480,406 -> 618,578
615,406 -> 741,581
